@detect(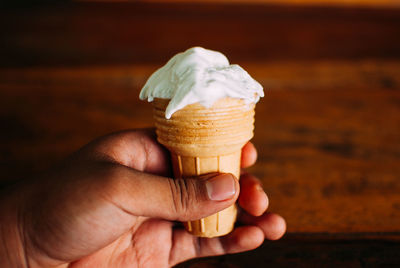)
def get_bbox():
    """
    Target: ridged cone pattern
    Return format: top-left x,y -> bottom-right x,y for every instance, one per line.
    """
153,98 -> 255,157
152,98 -> 255,237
